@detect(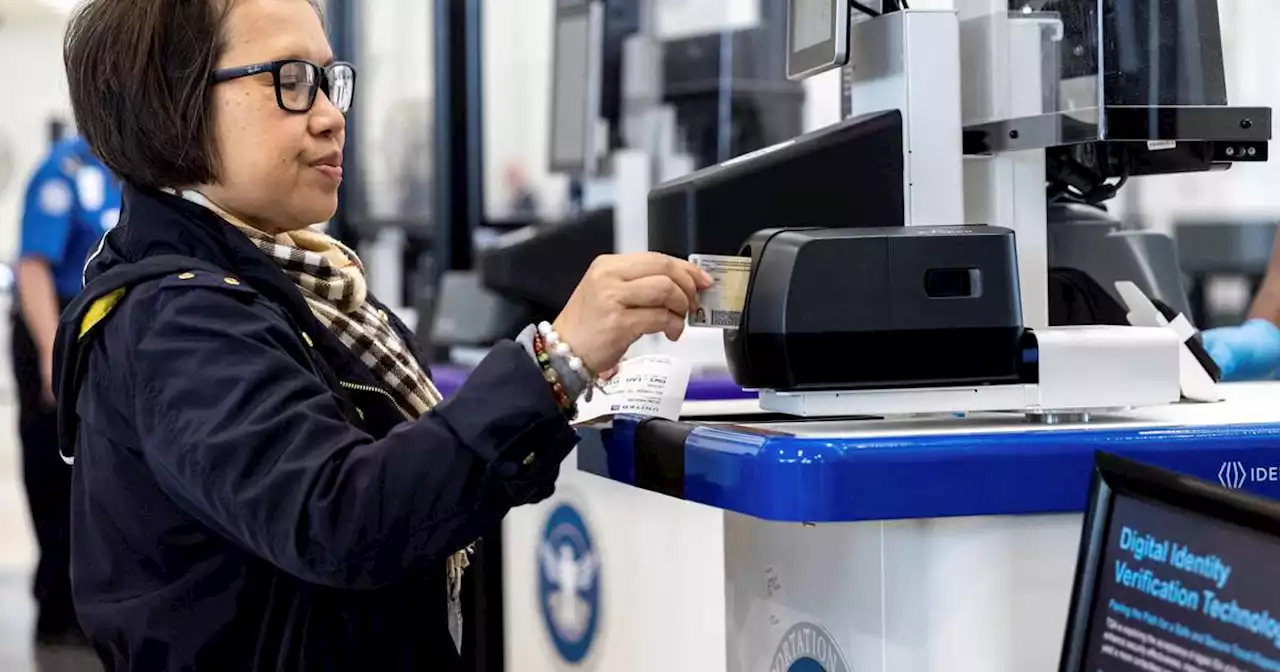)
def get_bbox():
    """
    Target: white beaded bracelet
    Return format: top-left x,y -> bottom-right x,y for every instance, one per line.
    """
538,321 -> 585,374
537,321 -> 606,401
